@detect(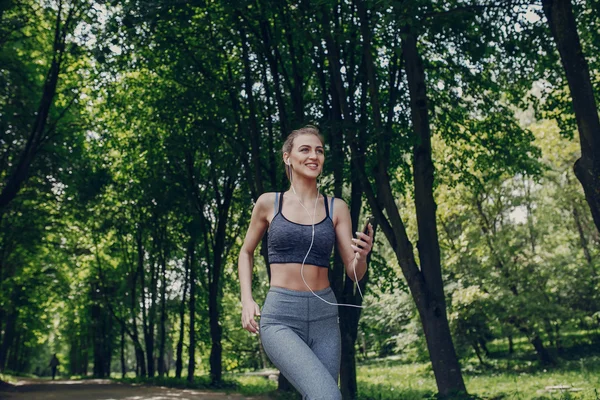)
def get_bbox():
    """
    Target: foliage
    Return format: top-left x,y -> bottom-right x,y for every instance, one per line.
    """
1,0 -> 599,398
